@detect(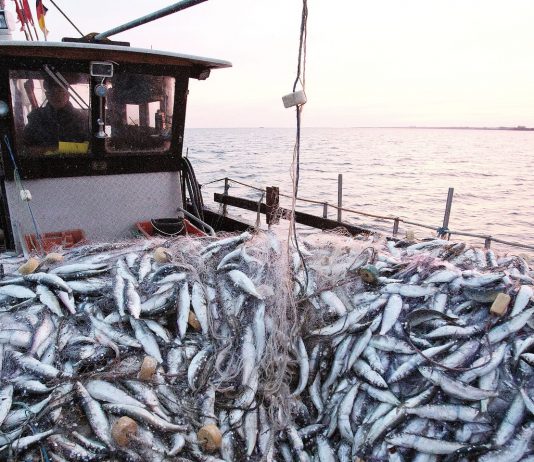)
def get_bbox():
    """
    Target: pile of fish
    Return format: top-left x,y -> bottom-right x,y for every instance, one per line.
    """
0,230 -> 533,462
